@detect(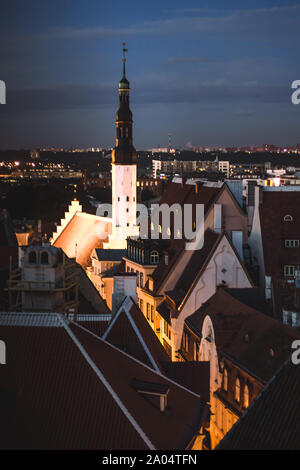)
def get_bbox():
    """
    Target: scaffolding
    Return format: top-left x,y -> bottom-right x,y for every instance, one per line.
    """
6,254 -> 79,320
